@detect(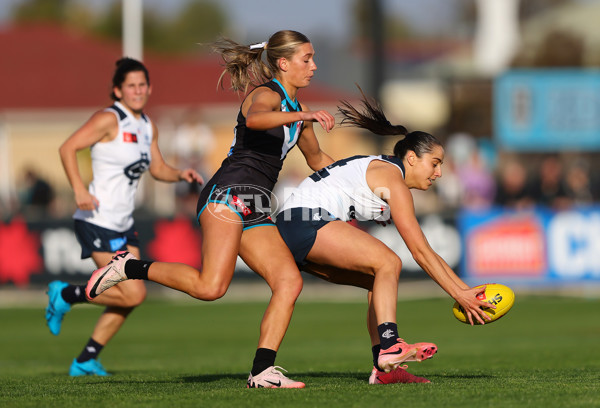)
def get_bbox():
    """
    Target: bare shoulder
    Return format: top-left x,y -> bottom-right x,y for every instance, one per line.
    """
242,86 -> 280,113
368,158 -> 403,175
249,85 -> 279,103
366,158 -> 406,192
89,109 -> 118,128
83,110 -> 119,141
